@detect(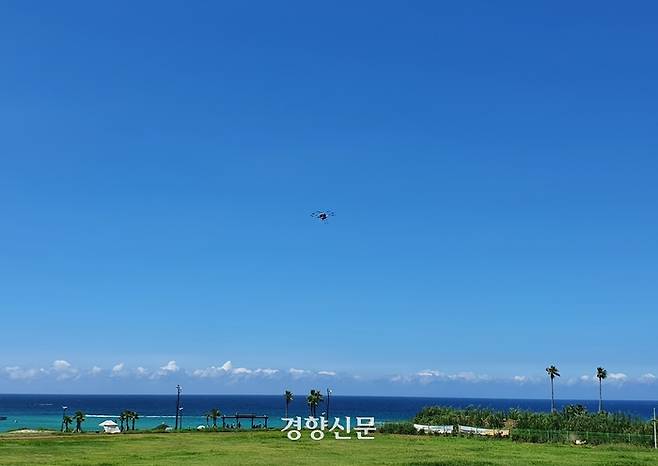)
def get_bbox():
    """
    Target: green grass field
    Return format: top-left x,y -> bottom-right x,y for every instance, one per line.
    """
0,431 -> 656,465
